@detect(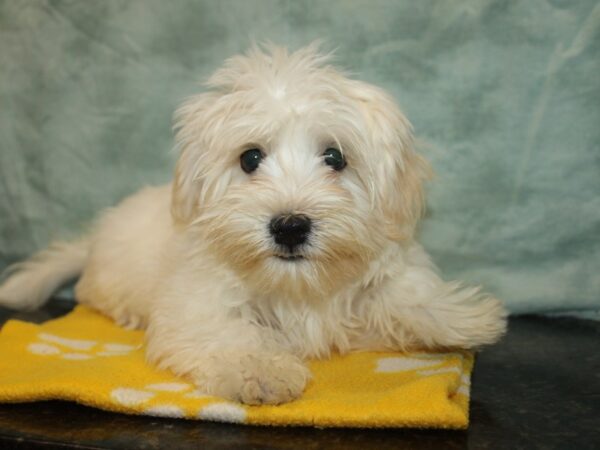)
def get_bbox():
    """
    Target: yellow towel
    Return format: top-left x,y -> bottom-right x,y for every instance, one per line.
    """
0,306 -> 472,428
